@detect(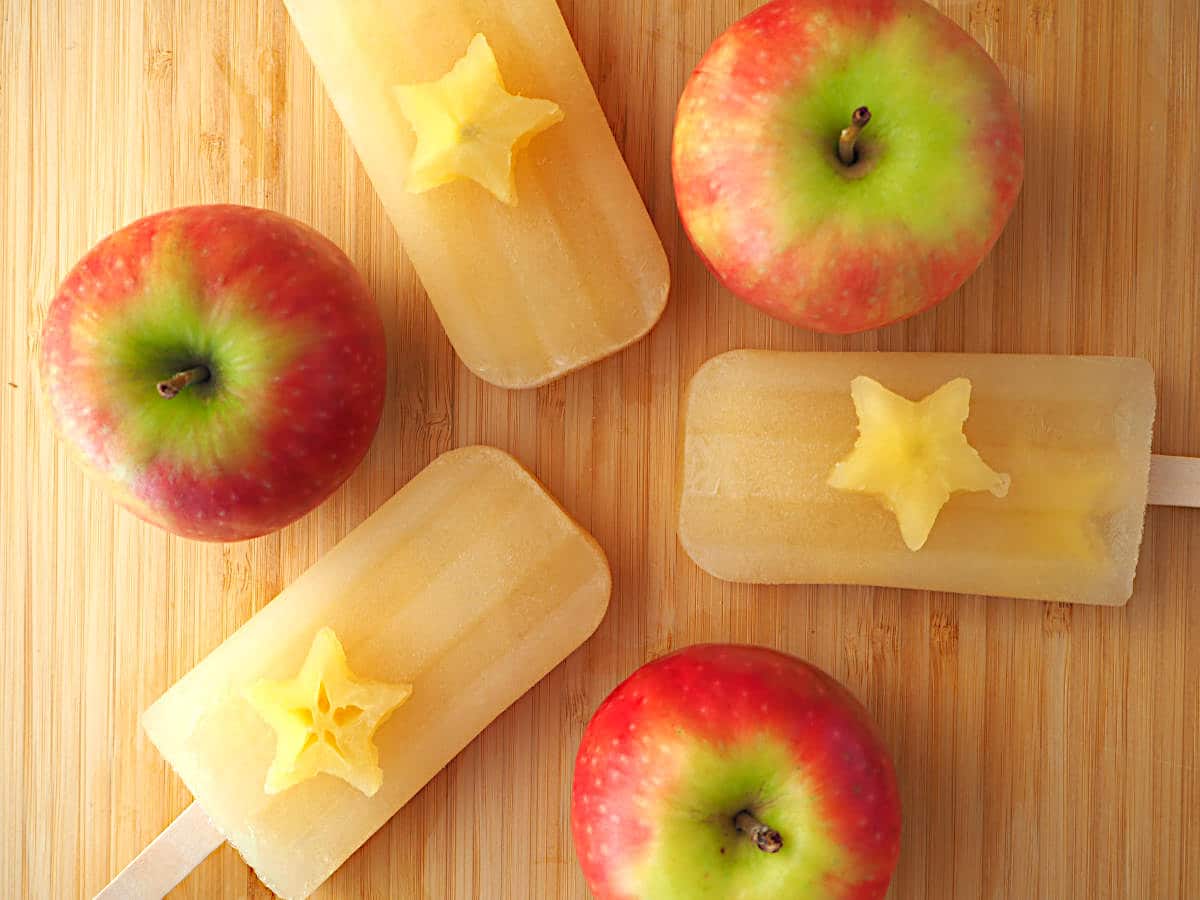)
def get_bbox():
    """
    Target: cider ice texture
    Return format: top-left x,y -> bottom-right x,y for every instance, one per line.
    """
282,0 -> 669,389
142,446 -> 611,899
678,351 -> 1156,605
